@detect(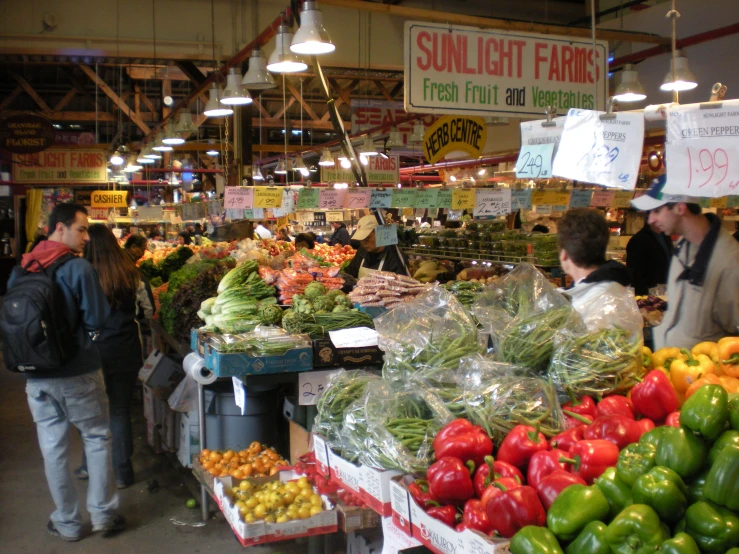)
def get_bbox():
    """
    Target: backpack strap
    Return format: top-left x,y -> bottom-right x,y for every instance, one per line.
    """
43,253 -> 77,278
